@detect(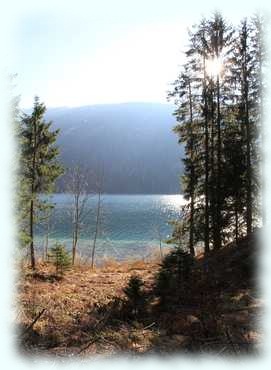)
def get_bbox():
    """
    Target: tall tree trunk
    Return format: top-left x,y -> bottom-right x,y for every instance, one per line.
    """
91,191 -> 101,269
243,34 -> 252,236
188,79 -> 195,256
29,116 -> 37,270
260,65 -> 265,228
214,73 -> 222,249
235,202 -> 239,245
259,32 -> 265,228
203,56 -> 210,254
246,103 -> 252,235
189,192 -> 195,256
72,230 -> 78,265
72,194 -> 80,265
210,84 -> 216,250
29,198 -> 35,270
44,219 -> 49,261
